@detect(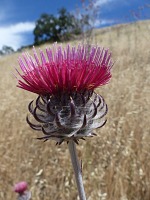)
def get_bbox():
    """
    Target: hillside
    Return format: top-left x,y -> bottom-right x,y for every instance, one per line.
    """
0,20 -> 150,200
